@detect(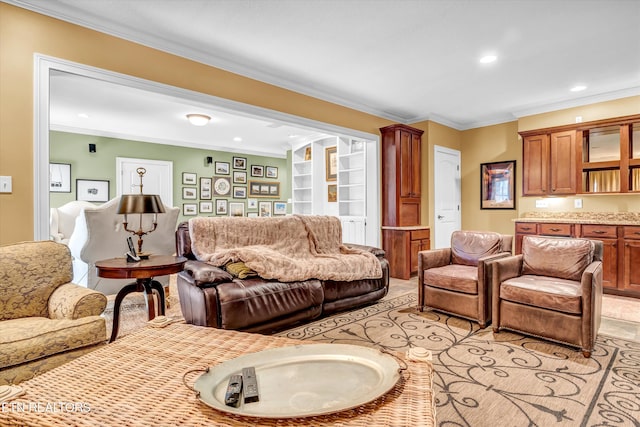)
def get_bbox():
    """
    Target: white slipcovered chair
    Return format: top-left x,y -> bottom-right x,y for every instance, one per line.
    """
49,200 -> 97,244
67,196 -> 180,295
